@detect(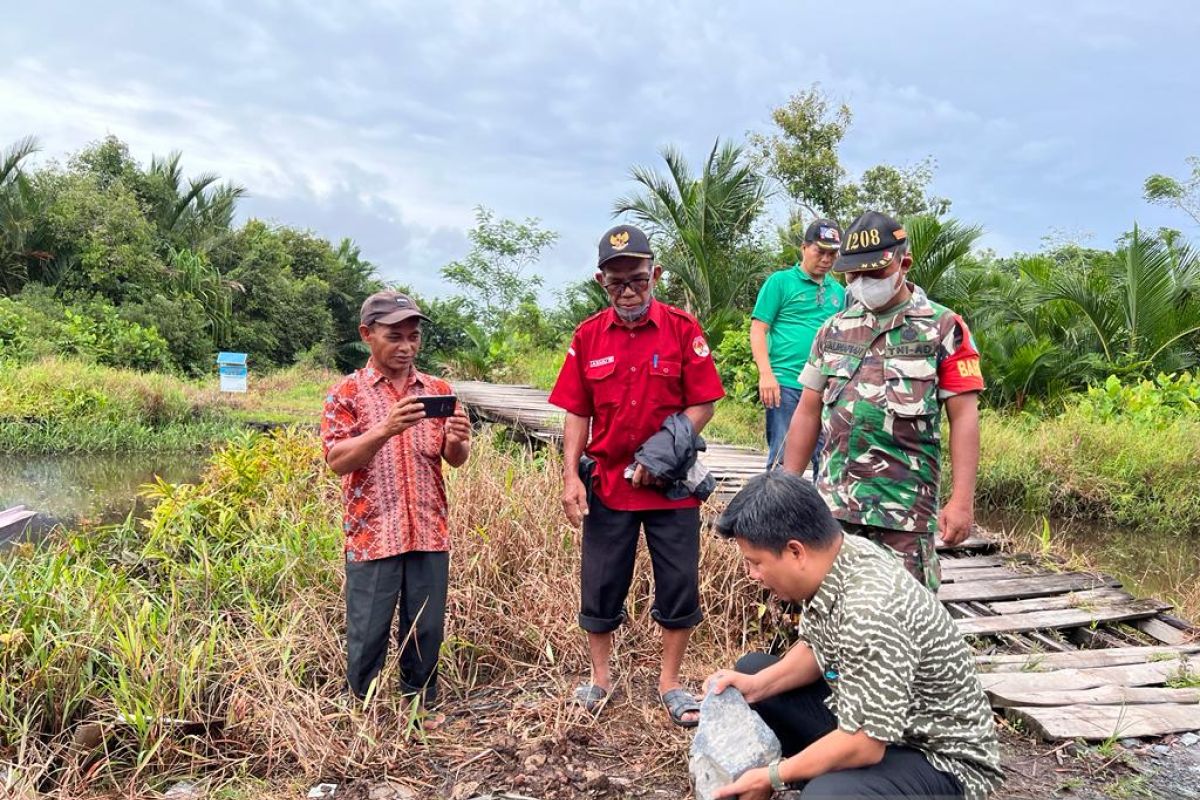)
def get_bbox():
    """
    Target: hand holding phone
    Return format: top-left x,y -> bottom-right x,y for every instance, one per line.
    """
417,395 -> 457,418
380,395 -> 427,437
